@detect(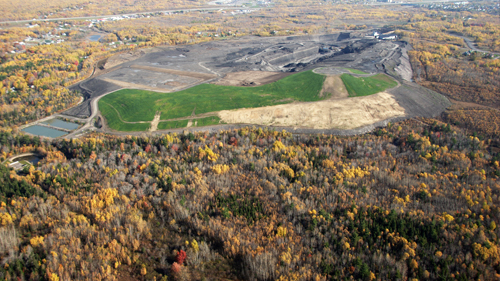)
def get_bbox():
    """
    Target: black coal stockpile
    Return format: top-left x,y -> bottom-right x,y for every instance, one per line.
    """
341,39 -> 378,54
337,32 -> 351,41
225,47 -> 265,61
64,79 -> 122,118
